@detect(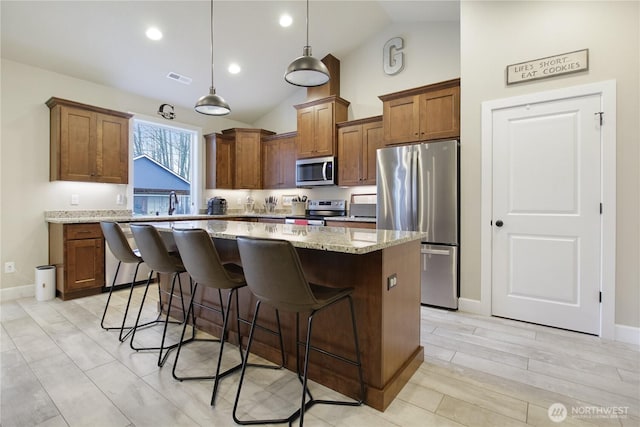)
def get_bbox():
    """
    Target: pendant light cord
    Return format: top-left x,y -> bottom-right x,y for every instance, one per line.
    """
305,0 -> 309,47
209,0 -> 215,90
